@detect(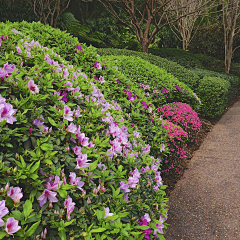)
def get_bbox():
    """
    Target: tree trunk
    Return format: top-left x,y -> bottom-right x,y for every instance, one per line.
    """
141,40 -> 149,53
